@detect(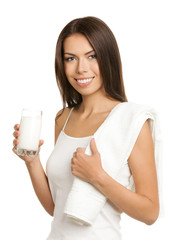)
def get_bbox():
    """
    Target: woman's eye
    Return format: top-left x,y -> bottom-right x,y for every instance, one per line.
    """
64,57 -> 75,62
89,54 -> 97,59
